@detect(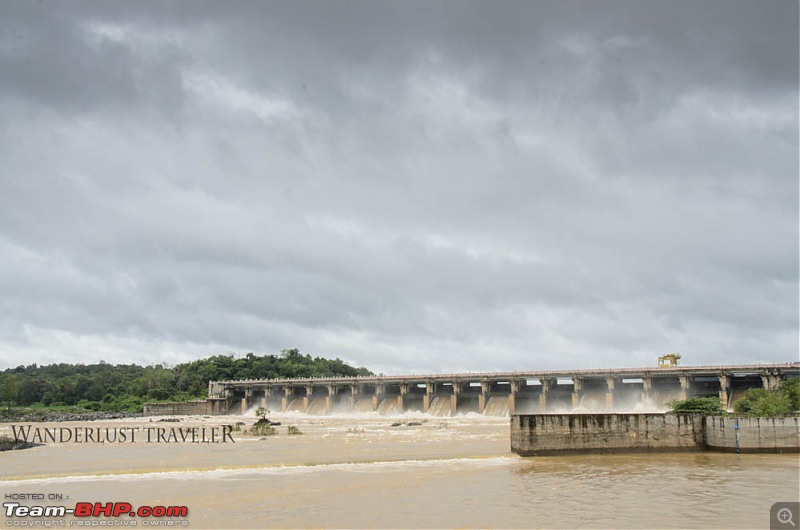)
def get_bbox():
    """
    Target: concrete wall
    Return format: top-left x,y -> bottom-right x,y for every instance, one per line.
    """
511,413 -> 704,456
143,401 -> 210,416
704,416 -> 800,453
210,363 -> 800,414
